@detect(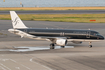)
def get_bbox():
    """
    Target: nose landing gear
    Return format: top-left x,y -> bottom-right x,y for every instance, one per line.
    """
89,42 -> 92,48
